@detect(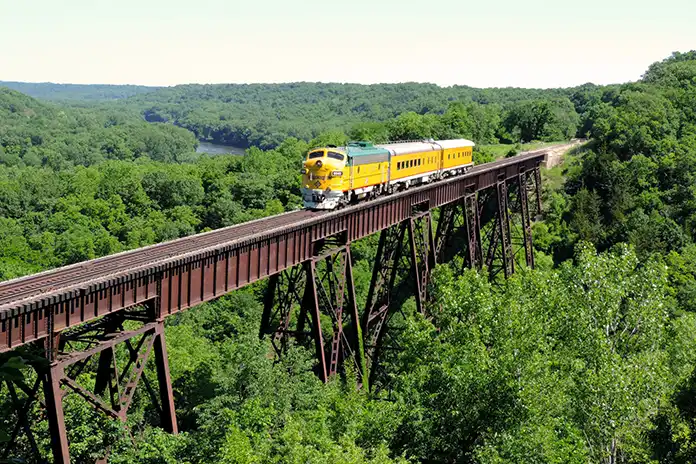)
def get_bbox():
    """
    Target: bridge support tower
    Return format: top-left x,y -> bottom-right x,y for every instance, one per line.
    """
364,165 -> 543,389
260,231 -> 367,386
1,300 -> 177,464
